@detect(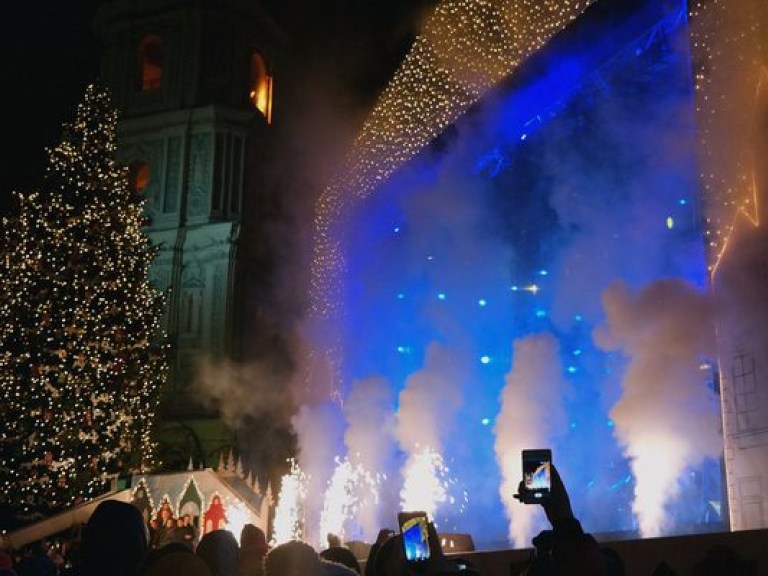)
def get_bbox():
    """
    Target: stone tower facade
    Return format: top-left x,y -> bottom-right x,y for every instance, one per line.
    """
94,0 -> 281,468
